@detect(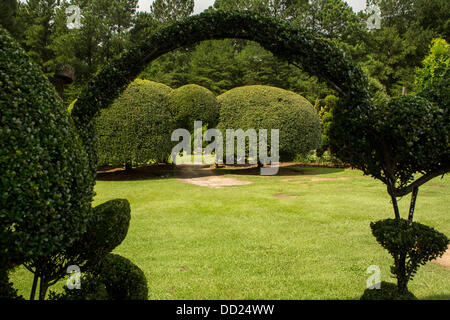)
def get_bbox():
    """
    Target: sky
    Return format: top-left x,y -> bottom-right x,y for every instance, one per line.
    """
137,0 -> 368,14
